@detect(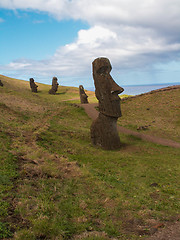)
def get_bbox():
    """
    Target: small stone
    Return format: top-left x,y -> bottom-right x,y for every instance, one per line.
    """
137,126 -> 149,131
150,183 -> 159,187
